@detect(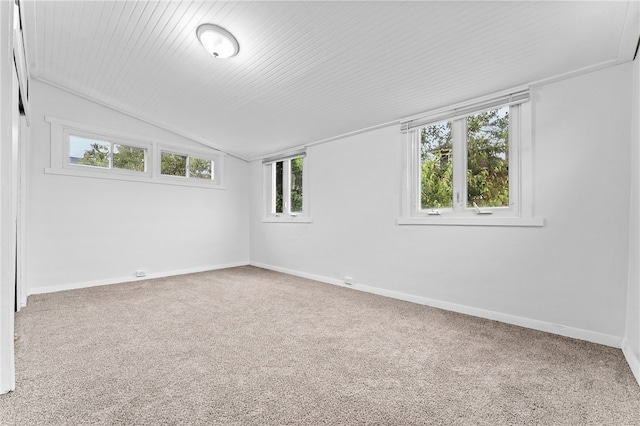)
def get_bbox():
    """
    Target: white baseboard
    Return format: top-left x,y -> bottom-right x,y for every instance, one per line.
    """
250,261 -> 622,348
622,339 -> 640,387
28,261 -> 250,296
251,262 -> 346,287
27,260 -> 627,351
